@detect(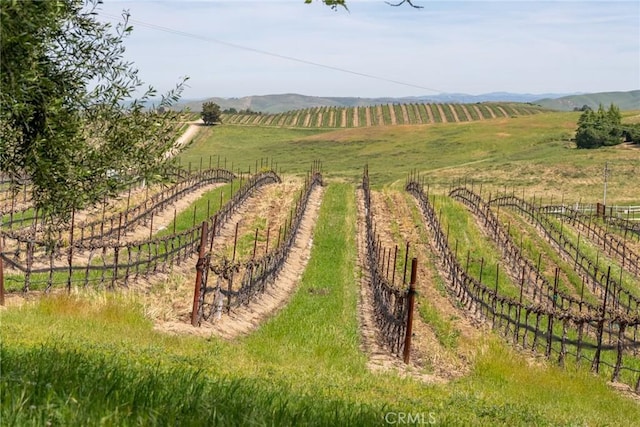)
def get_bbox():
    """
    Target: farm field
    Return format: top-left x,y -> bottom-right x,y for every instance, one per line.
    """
181,111 -> 640,202
2,108 -> 640,425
